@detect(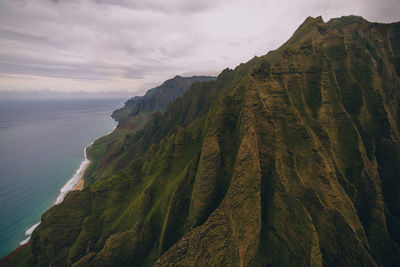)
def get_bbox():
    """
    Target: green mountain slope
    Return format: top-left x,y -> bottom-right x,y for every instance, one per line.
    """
83,75 -> 215,185
6,16 -> 400,266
